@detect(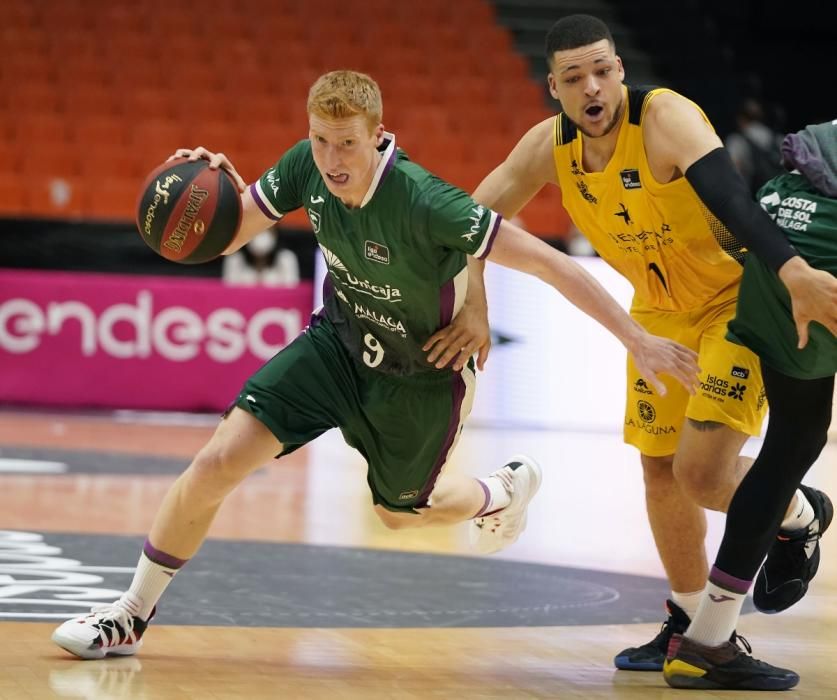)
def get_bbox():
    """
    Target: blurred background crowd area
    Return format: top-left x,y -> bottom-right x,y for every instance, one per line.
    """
1,0 -> 834,280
